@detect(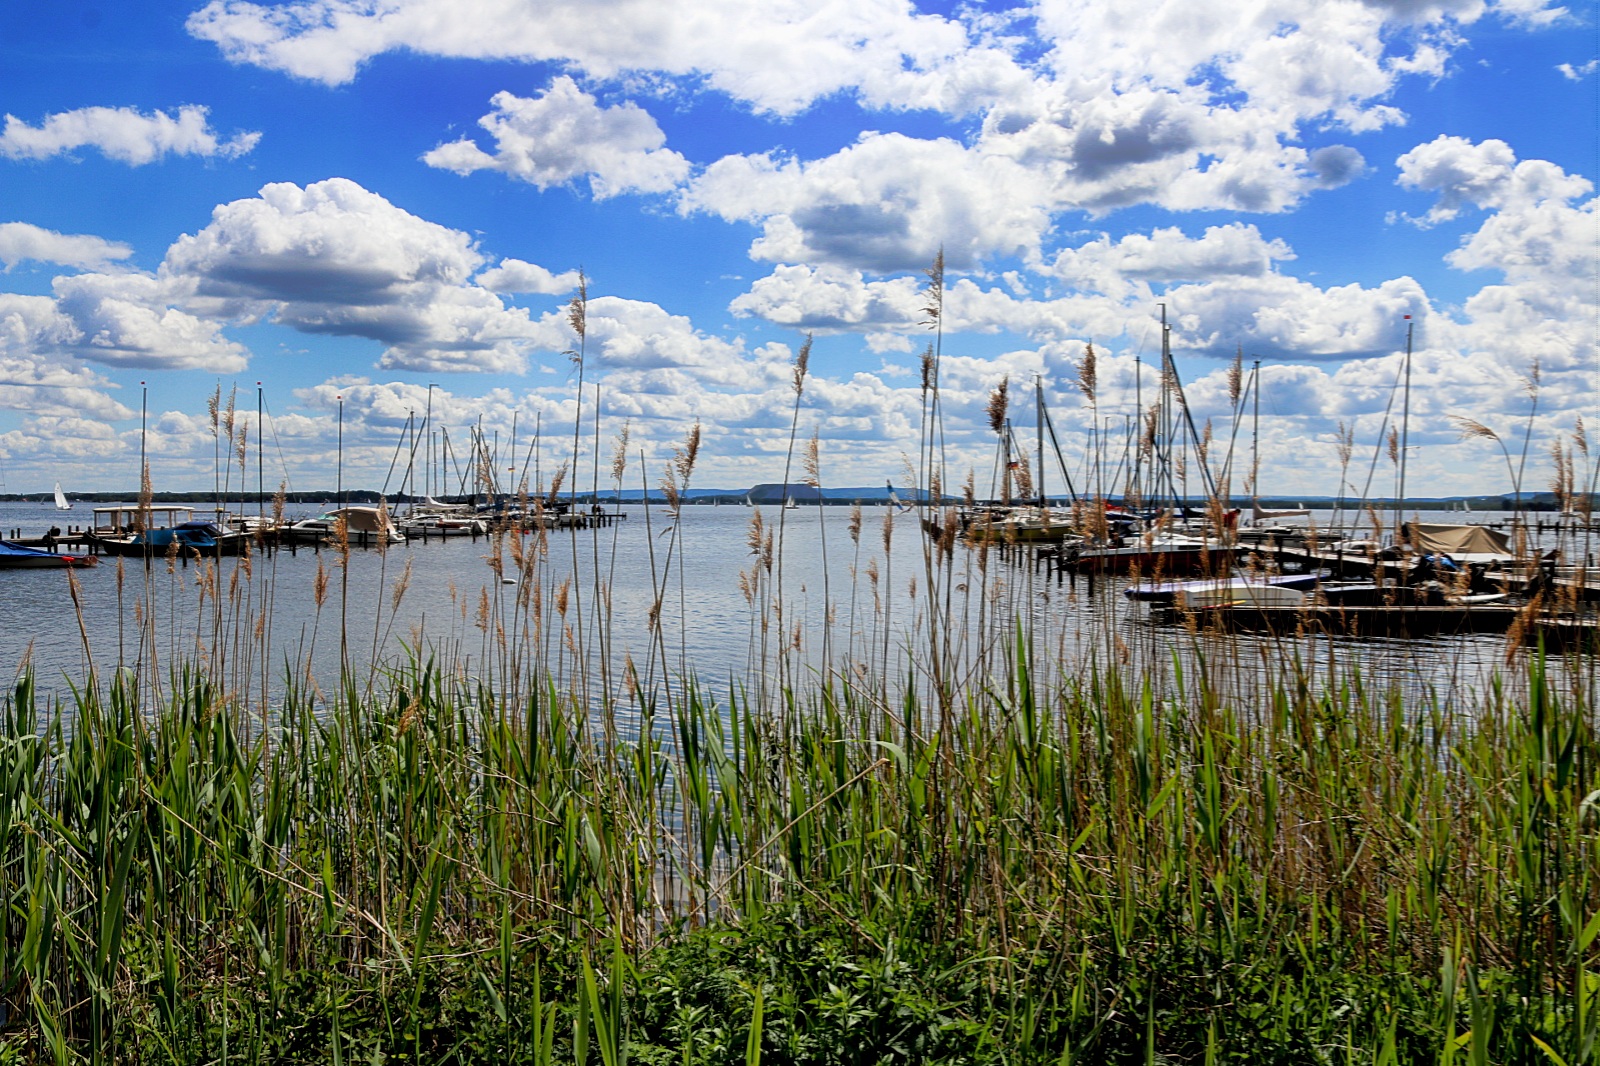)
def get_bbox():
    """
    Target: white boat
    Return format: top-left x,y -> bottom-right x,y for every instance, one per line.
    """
1124,573 -> 1321,604
285,505 -> 406,546
399,512 -> 487,538
52,482 -> 71,511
